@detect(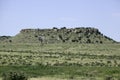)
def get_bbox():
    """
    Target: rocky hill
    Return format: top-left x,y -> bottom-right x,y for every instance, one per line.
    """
0,27 -> 116,44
